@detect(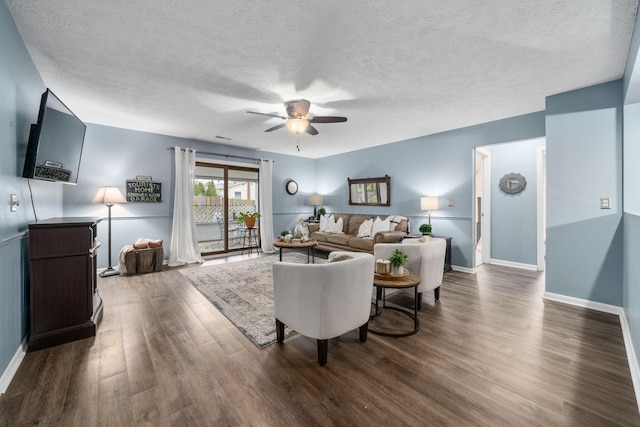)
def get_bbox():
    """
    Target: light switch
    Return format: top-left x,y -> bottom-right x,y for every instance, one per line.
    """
10,194 -> 19,212
447,199 -> 454,207
600,197 -> 611,209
